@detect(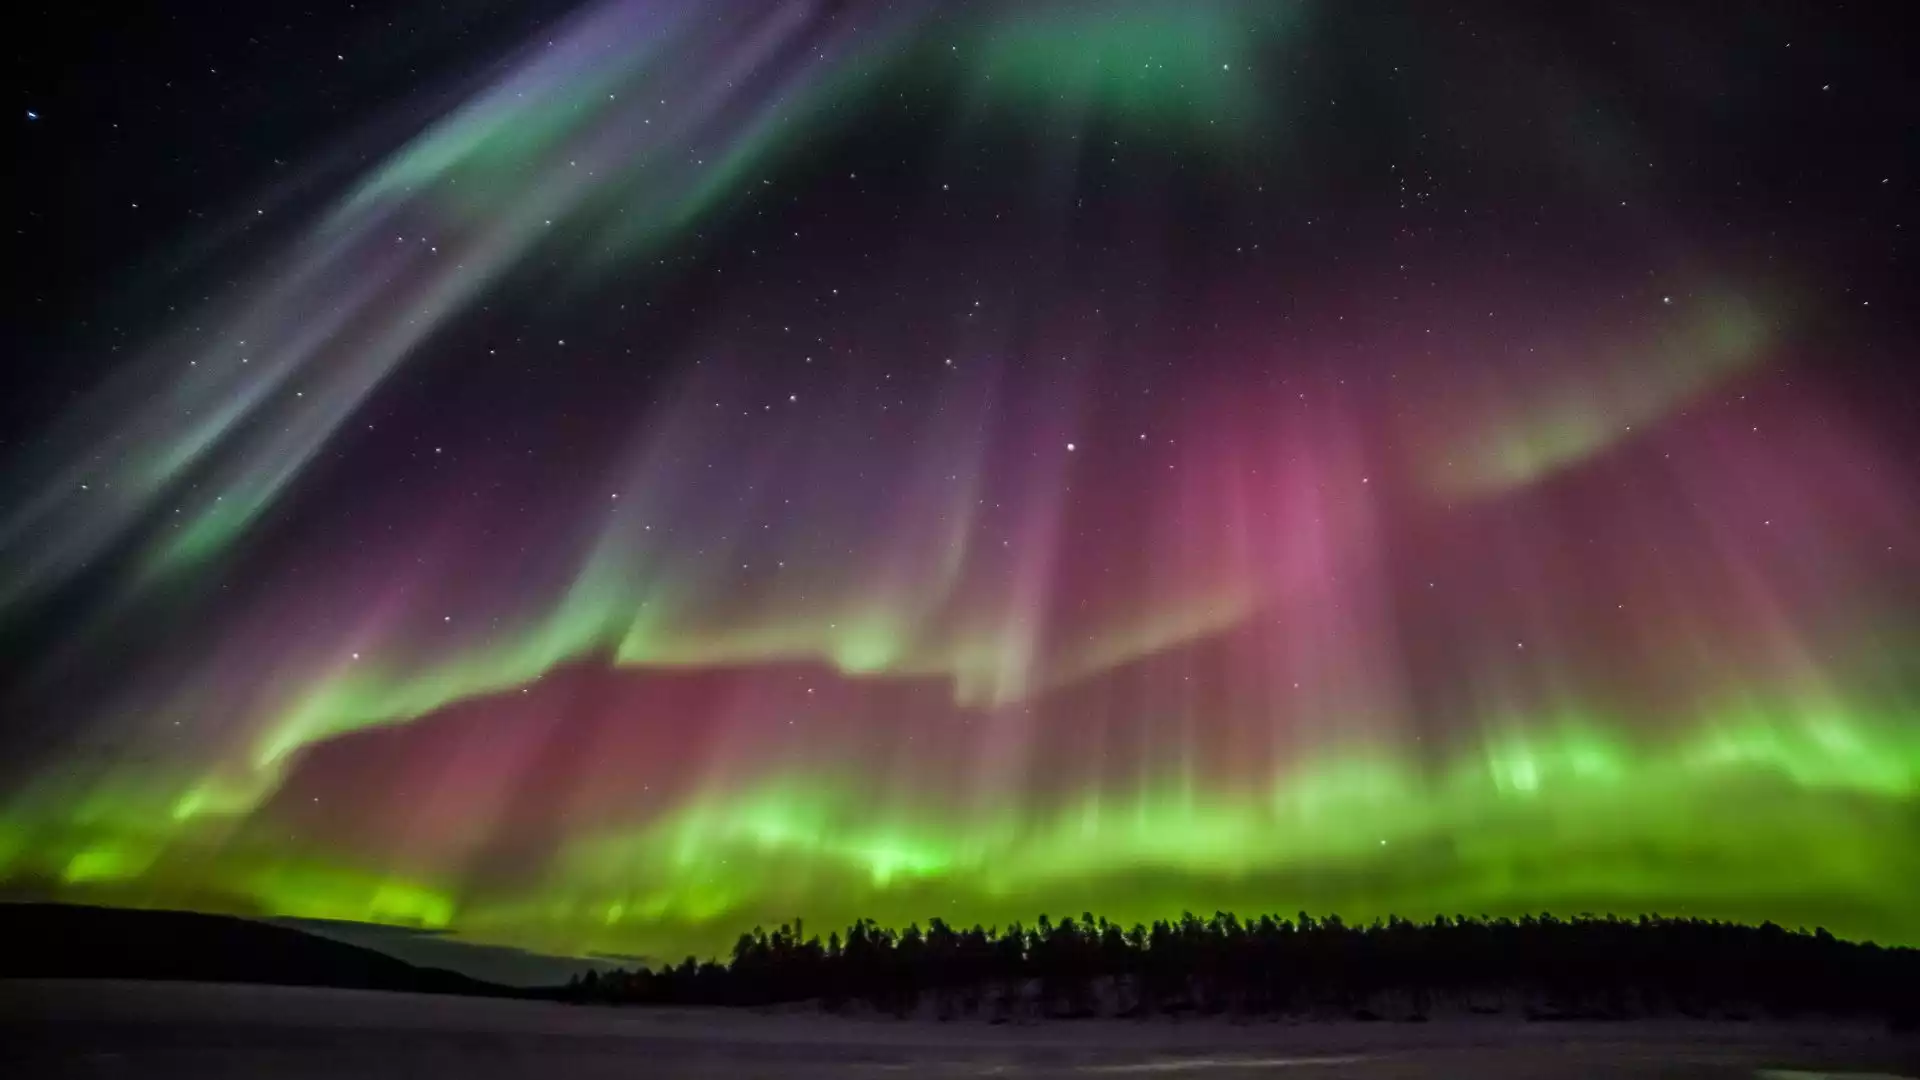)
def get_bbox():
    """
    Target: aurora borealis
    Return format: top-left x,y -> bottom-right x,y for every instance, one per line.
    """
6,0 -> 1917,963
